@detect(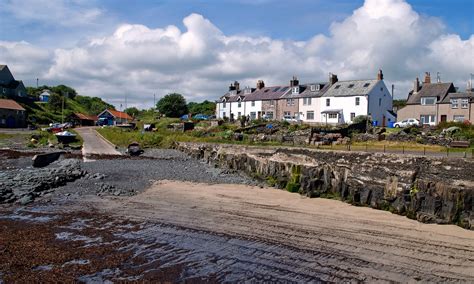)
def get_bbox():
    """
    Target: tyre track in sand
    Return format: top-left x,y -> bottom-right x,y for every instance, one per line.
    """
93,180 -> 474,282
